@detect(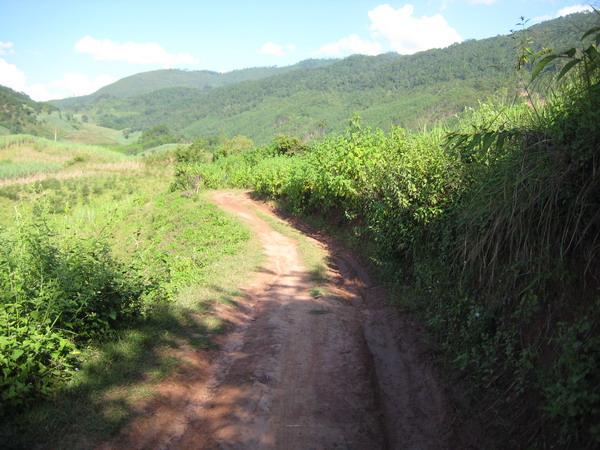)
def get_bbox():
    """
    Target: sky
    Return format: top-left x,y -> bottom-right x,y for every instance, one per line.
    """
0,0 -> 597,101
